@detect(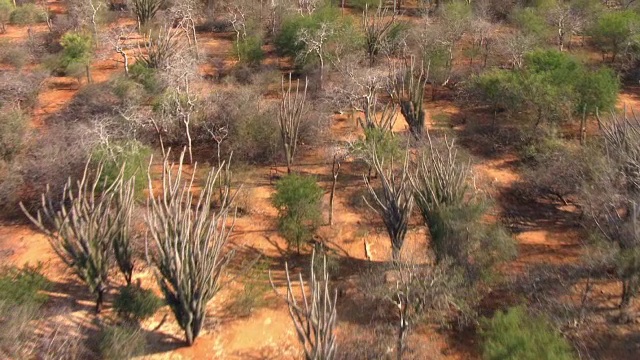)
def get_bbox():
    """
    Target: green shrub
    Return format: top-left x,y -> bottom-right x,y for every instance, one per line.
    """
129,61 -> 163,95
99,325 -> 146,360
92,140 -> 152,195
0,109 -> 26,162
235,35 -> 265,67
275,6 -> 340,60
481,306 -> 575,360
9,4 -> 46,25
511,7 -> 551,41
589,10 -> 640,62
349,0 -> 380,10
0,0 -> 13,32
471,50 -> 619,125
272,174 -> 323,253
113,285 -> 164,322
59,32 -> 92,70
0,263 -> 50,306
